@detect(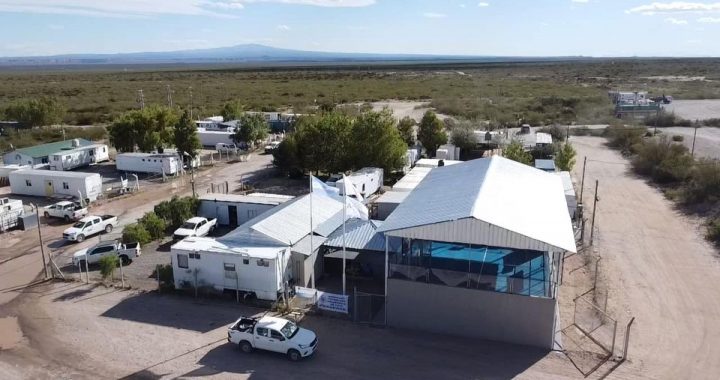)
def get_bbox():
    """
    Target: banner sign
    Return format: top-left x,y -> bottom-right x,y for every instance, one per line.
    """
317,291 -> 349,314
